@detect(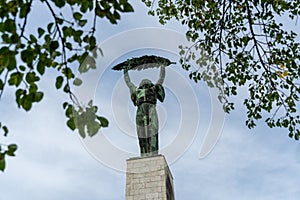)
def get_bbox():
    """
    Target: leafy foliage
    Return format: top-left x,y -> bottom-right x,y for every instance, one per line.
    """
1,0 -> 300,172
142,0 -> 300,139
64,100 -> 109,138
0,0 -> 133,171
0,128 -> 17,172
